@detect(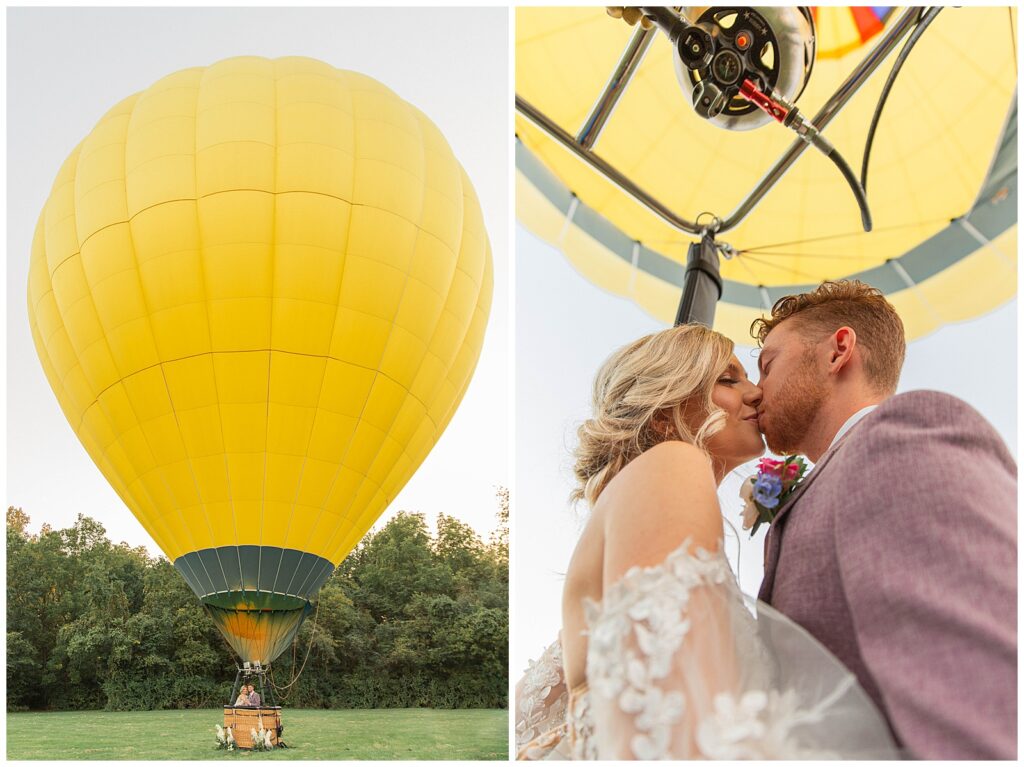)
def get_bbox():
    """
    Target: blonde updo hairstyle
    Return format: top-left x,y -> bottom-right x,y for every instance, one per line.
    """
571,324 -> 735,507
